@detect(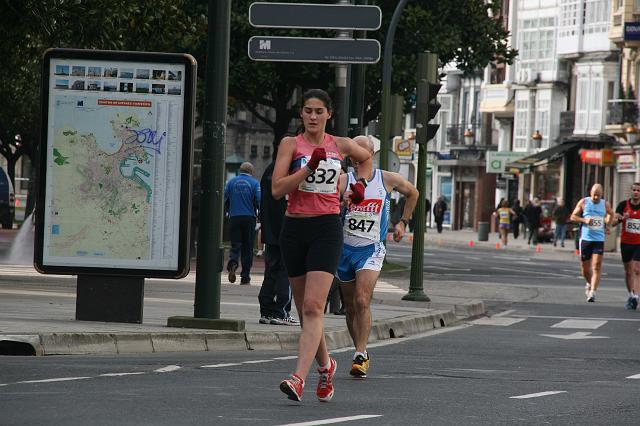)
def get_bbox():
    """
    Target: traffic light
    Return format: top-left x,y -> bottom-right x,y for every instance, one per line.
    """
415,54 -> 441,144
